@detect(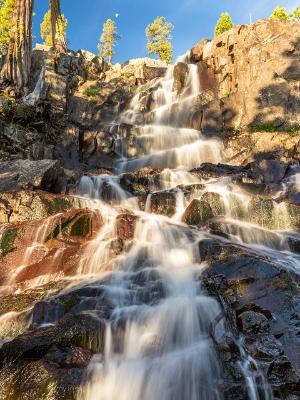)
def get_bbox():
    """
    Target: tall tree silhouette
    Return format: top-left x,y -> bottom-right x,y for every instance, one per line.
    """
1,0 -> 34,94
